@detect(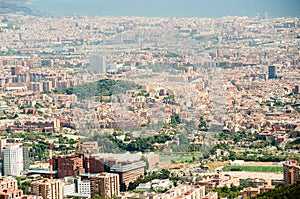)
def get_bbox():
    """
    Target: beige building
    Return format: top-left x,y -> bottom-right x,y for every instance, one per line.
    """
0,177 -> 23,198
117,184 -> 205,199
89,172 -> 120,198
110,161 -> 146,186
31,179 -> 63,199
